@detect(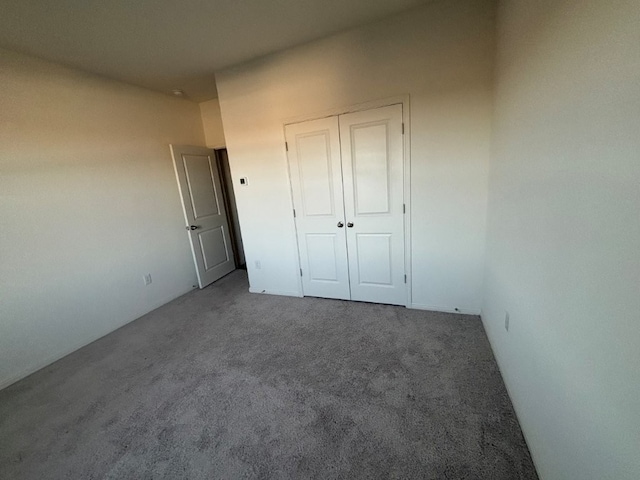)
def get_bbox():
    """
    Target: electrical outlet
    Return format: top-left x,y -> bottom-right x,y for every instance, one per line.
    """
254,260 -> 261,269
504,311 -> 510,332
143,274 -> 152,286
